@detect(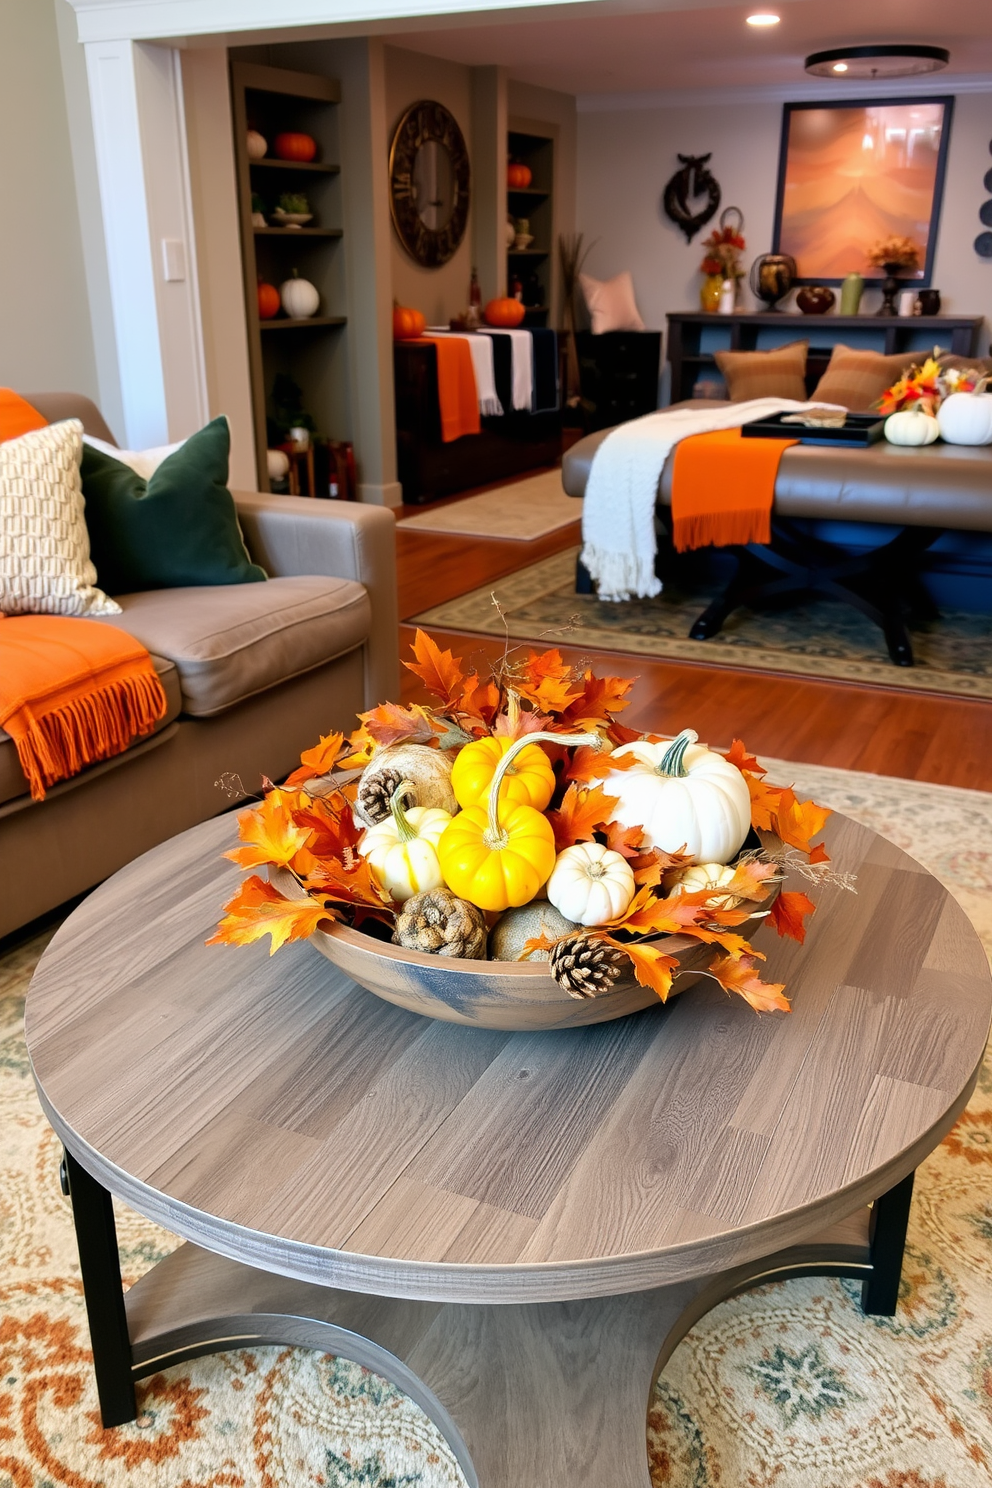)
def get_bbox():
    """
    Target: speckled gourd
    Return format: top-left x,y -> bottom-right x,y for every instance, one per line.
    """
354,743 -> 458,828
